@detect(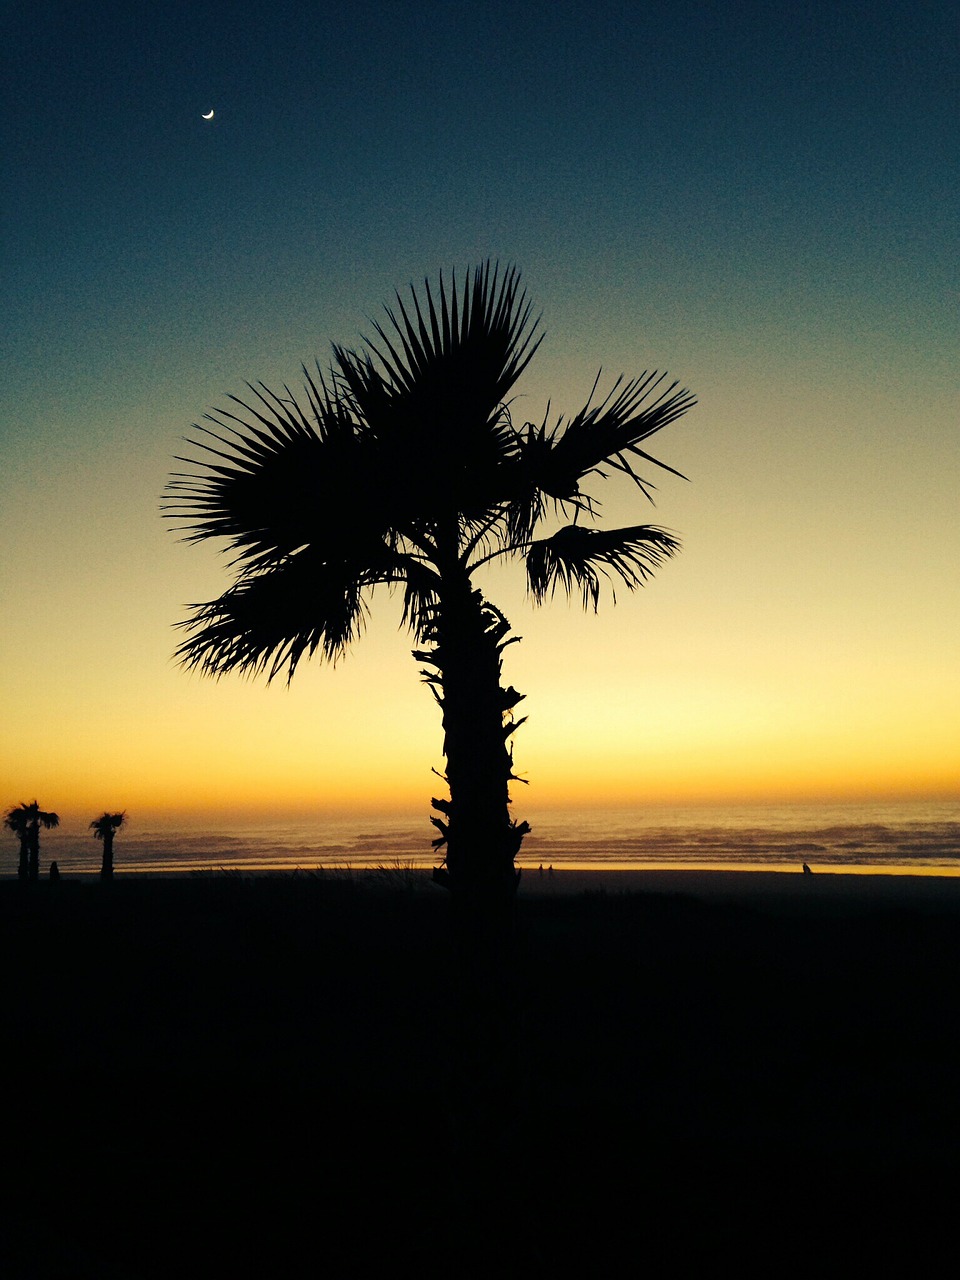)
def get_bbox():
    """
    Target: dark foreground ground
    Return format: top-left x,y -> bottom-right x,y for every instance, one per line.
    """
2,874 -> 959,1276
